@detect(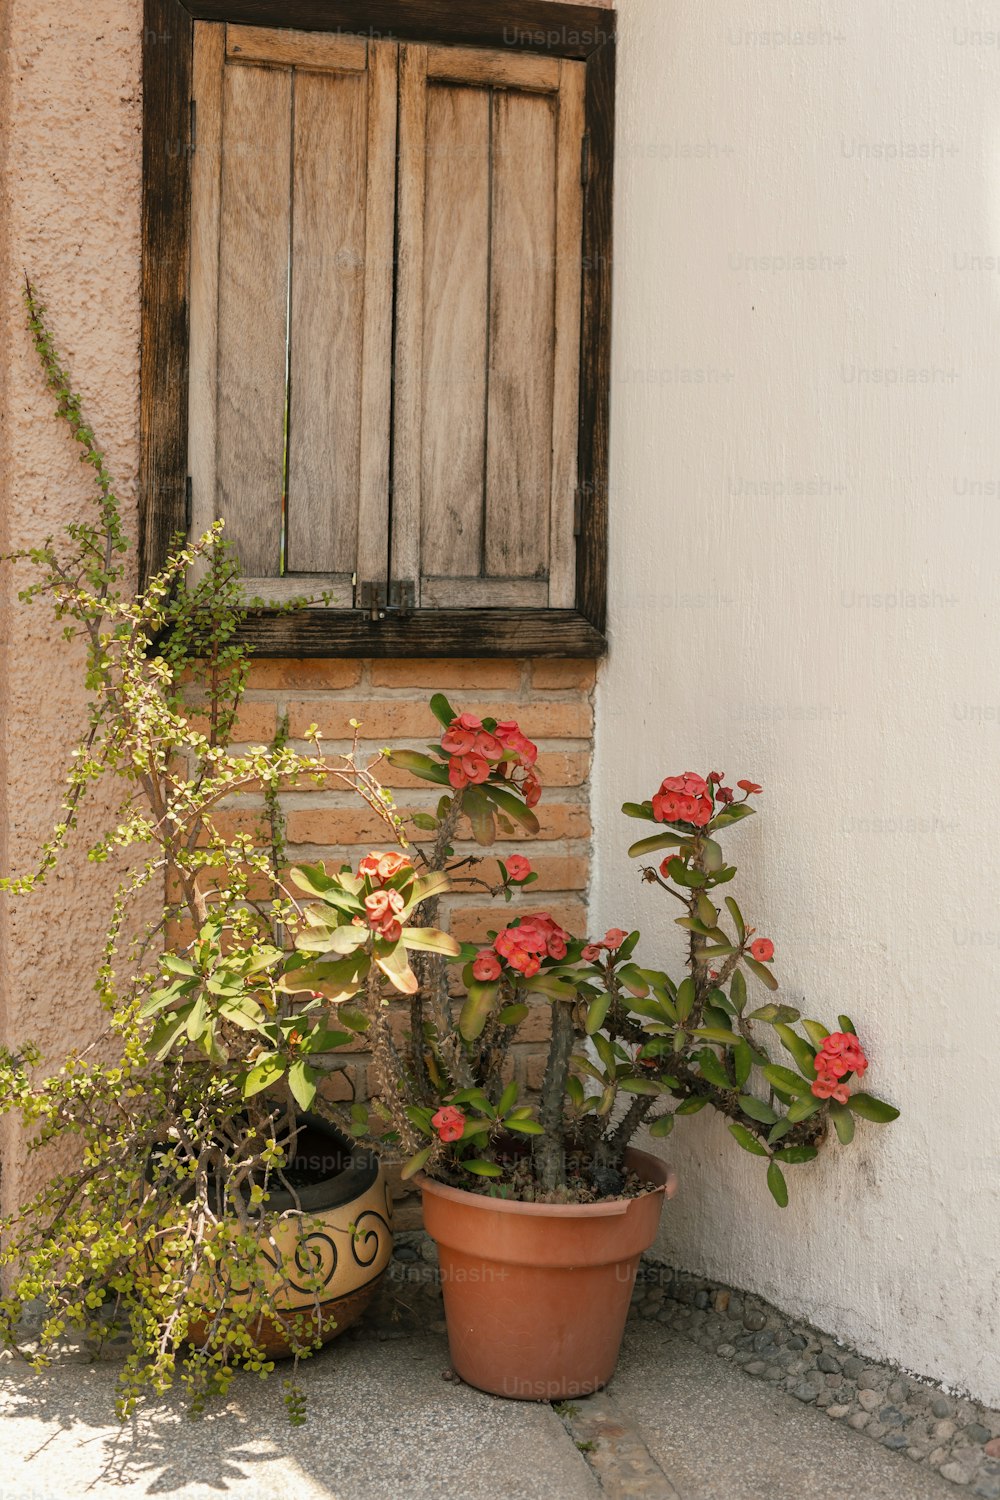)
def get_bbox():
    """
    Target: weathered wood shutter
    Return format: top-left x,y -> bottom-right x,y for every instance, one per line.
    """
188,23 -> 398,604
391,45 -> 586,609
